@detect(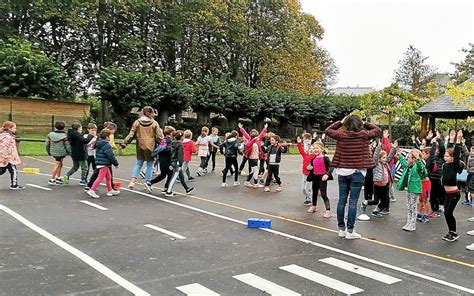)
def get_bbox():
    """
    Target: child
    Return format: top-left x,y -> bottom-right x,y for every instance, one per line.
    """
361,140 -> 397,218
306,142 -> 332,217
426,131 -> 446,215
418,147 -> 433,222
46,121 -> 71,185
396,148 -> 428,232
150,126 -> 175,193
220,130 -> 241,187
85,123 -> 98,182
65,122 -> 93,186
196,127 -> 211,176
467,145 -> 474,205
440,130 -> 464,242
297,136 -> 314,205
264,135 -> 287,192
164,130 -> 194,197
0,121 -> 25,190
206,127 -> 221,172
86,129 -> 119,198
240,123 -> 268,188
183,129 -> 197,181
